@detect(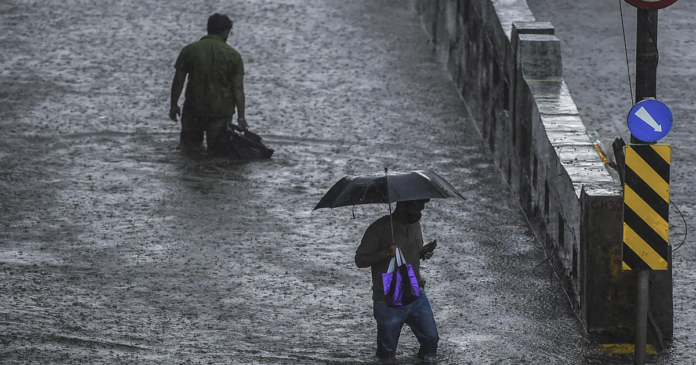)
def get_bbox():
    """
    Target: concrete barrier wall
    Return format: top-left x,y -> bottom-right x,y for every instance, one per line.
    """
413,0 -> 672,341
